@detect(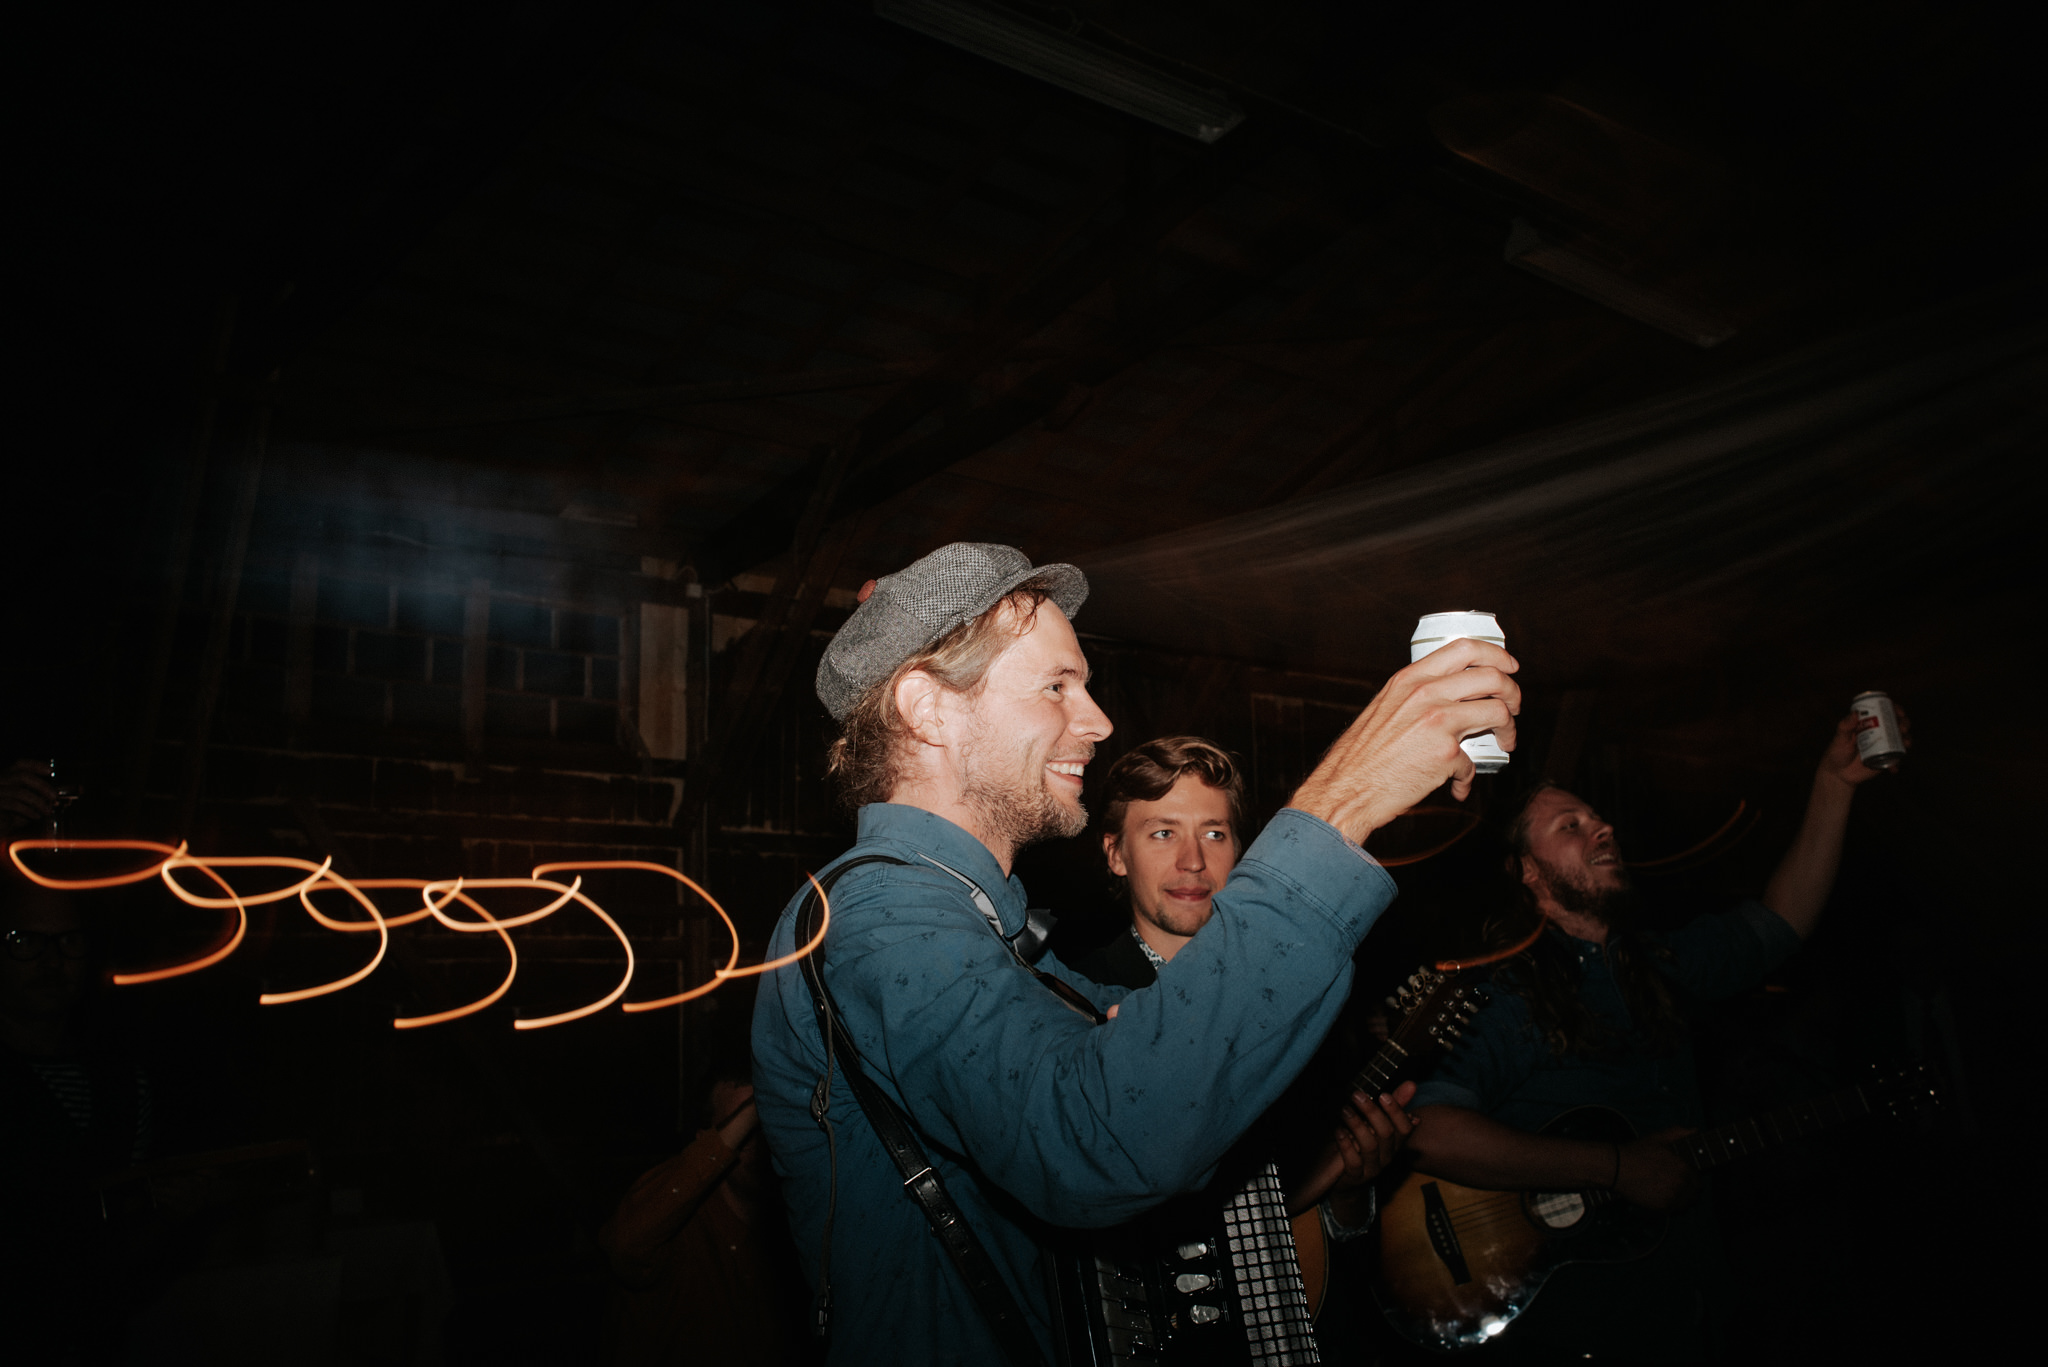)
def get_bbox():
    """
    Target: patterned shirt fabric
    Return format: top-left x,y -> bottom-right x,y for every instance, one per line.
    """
752,802 -> 1395,1365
